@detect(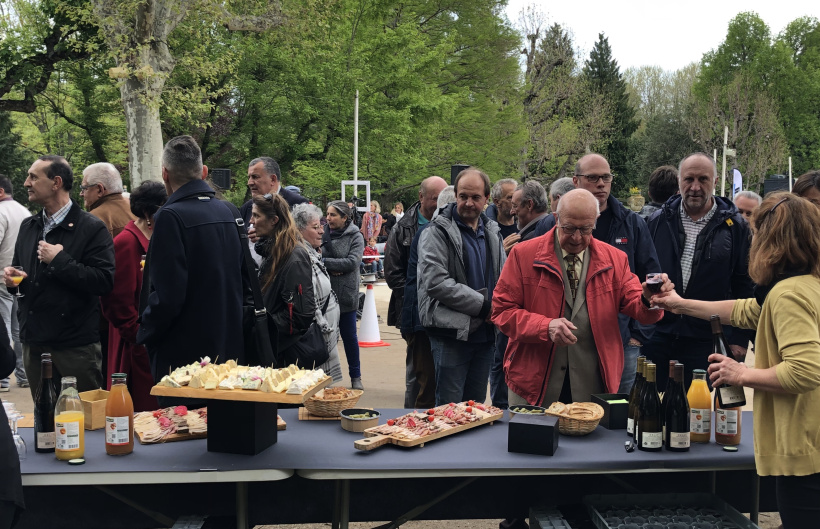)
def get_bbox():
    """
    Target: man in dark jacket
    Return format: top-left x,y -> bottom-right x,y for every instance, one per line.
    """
384,175 -> 447,407
645,152 -> 754,390
3,155 -> 115,398
535,154 -> 661,393
240,156 -> 308,225
137,136 -> 247,387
